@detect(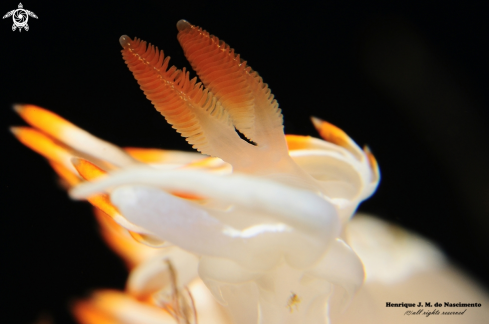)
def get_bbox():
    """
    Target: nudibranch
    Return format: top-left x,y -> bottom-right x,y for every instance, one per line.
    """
12,20 -> 380,324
